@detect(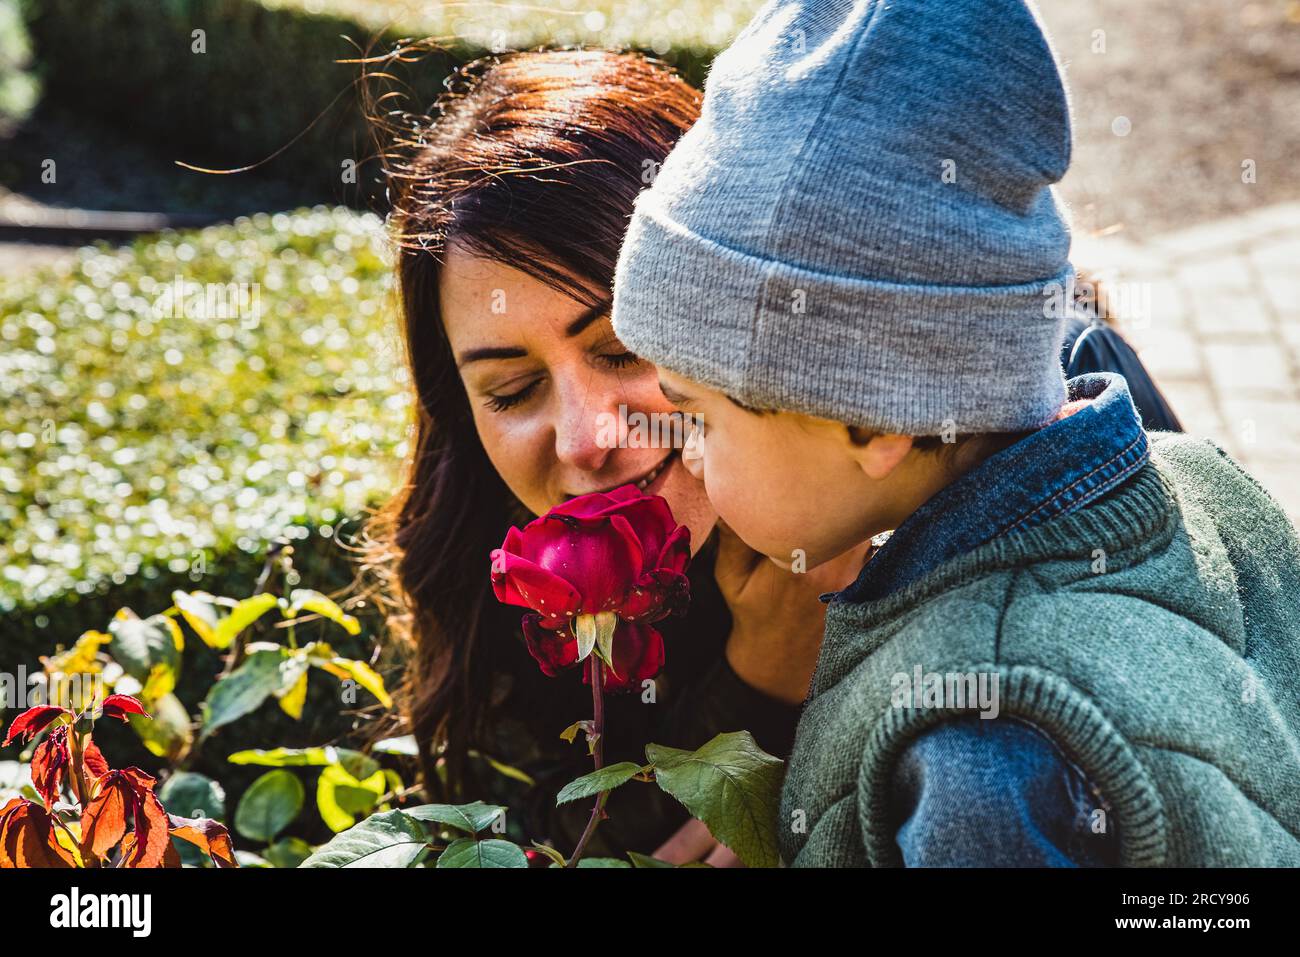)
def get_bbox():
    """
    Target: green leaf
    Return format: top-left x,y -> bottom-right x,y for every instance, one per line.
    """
576,857 -> 632,868
277,666 -> 309,720
284,589 -> 361,635
316,764 -> 386,833
468,750 -> 536,786
555,762 -> 643,805
158,771 -> 225,822
403,801 -> 506,834
234,769 -> 304,842
436,838 -> 528,869
646,731 -> 785,869
573,614 -> 597,662
529,842 -> 566,867
210,593 -> 279,649
199,649 -> 285,739
303,642 -> 393,708
264,837 -> 314,869
129,692 -> 192,761
592,611 -> 617,670
227,746 -> 379,780
627,851 -> 678,868
300,810 -> 430,868
108,609 -> 182,684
